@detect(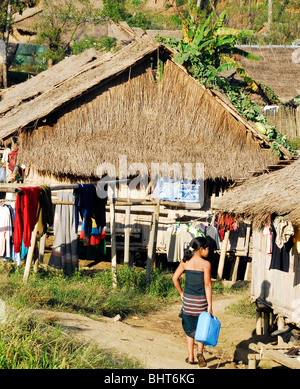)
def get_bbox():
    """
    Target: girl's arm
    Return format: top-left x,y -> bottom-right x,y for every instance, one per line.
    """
172,261 -> 185,300
204,262 -> 213,315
